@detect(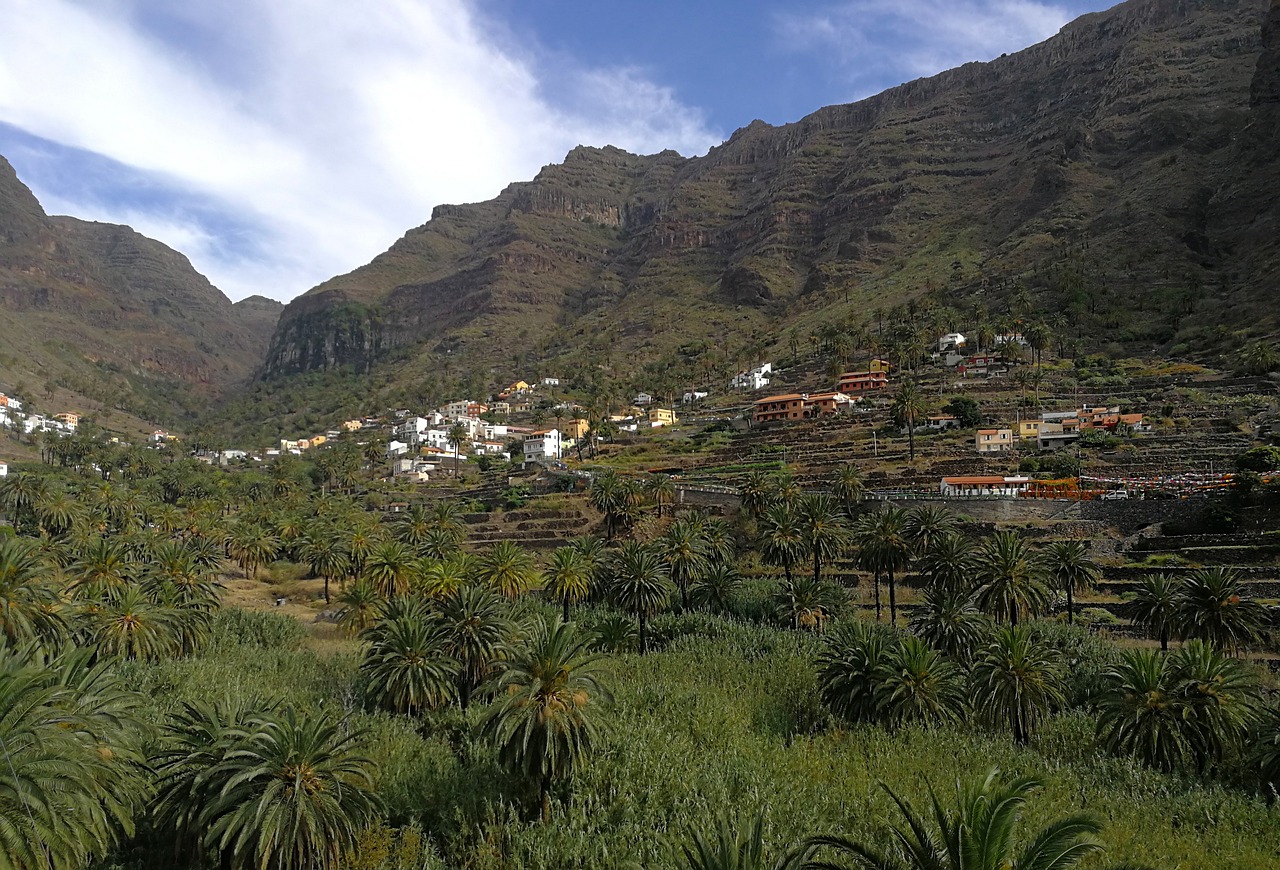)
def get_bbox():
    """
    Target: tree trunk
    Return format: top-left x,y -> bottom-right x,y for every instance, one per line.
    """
873,571 -> 882,621
1066,584 -> 1074,625
814,551 -> 822,586
459,675 -> 472,711
888,567 -> 897,624
1160,627 -> 1169,652
324,574 -> 330,605
540,772 -> 551,823
562,598 -> 570,622
1010,606 -> 1019,627
638,613 -> 648,655
907,423 -> 916,462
